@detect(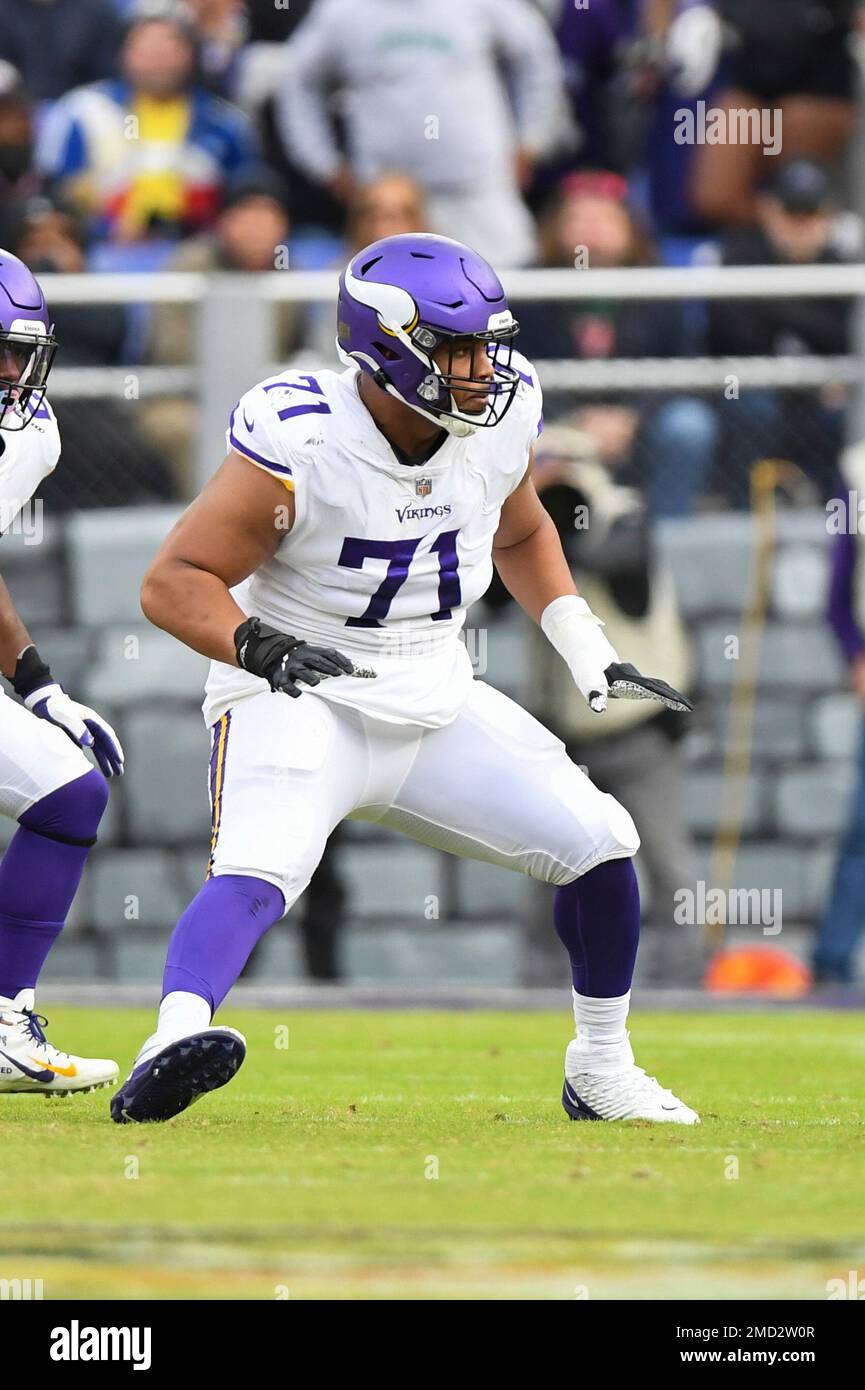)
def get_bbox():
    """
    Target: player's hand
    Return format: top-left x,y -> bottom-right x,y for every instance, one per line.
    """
27,684 -> 125,776
234,617 -> 374,699
604,662 -> 693,713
